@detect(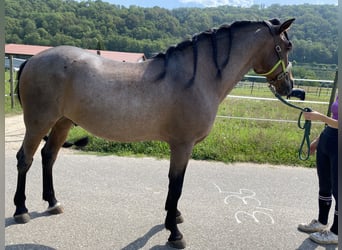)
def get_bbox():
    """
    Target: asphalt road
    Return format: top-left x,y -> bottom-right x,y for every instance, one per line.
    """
4,116 -> 338,250
5,148 -> 339,250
